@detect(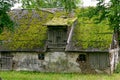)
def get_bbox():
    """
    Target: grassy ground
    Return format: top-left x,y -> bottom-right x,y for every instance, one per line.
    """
0,71 -> 119,80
